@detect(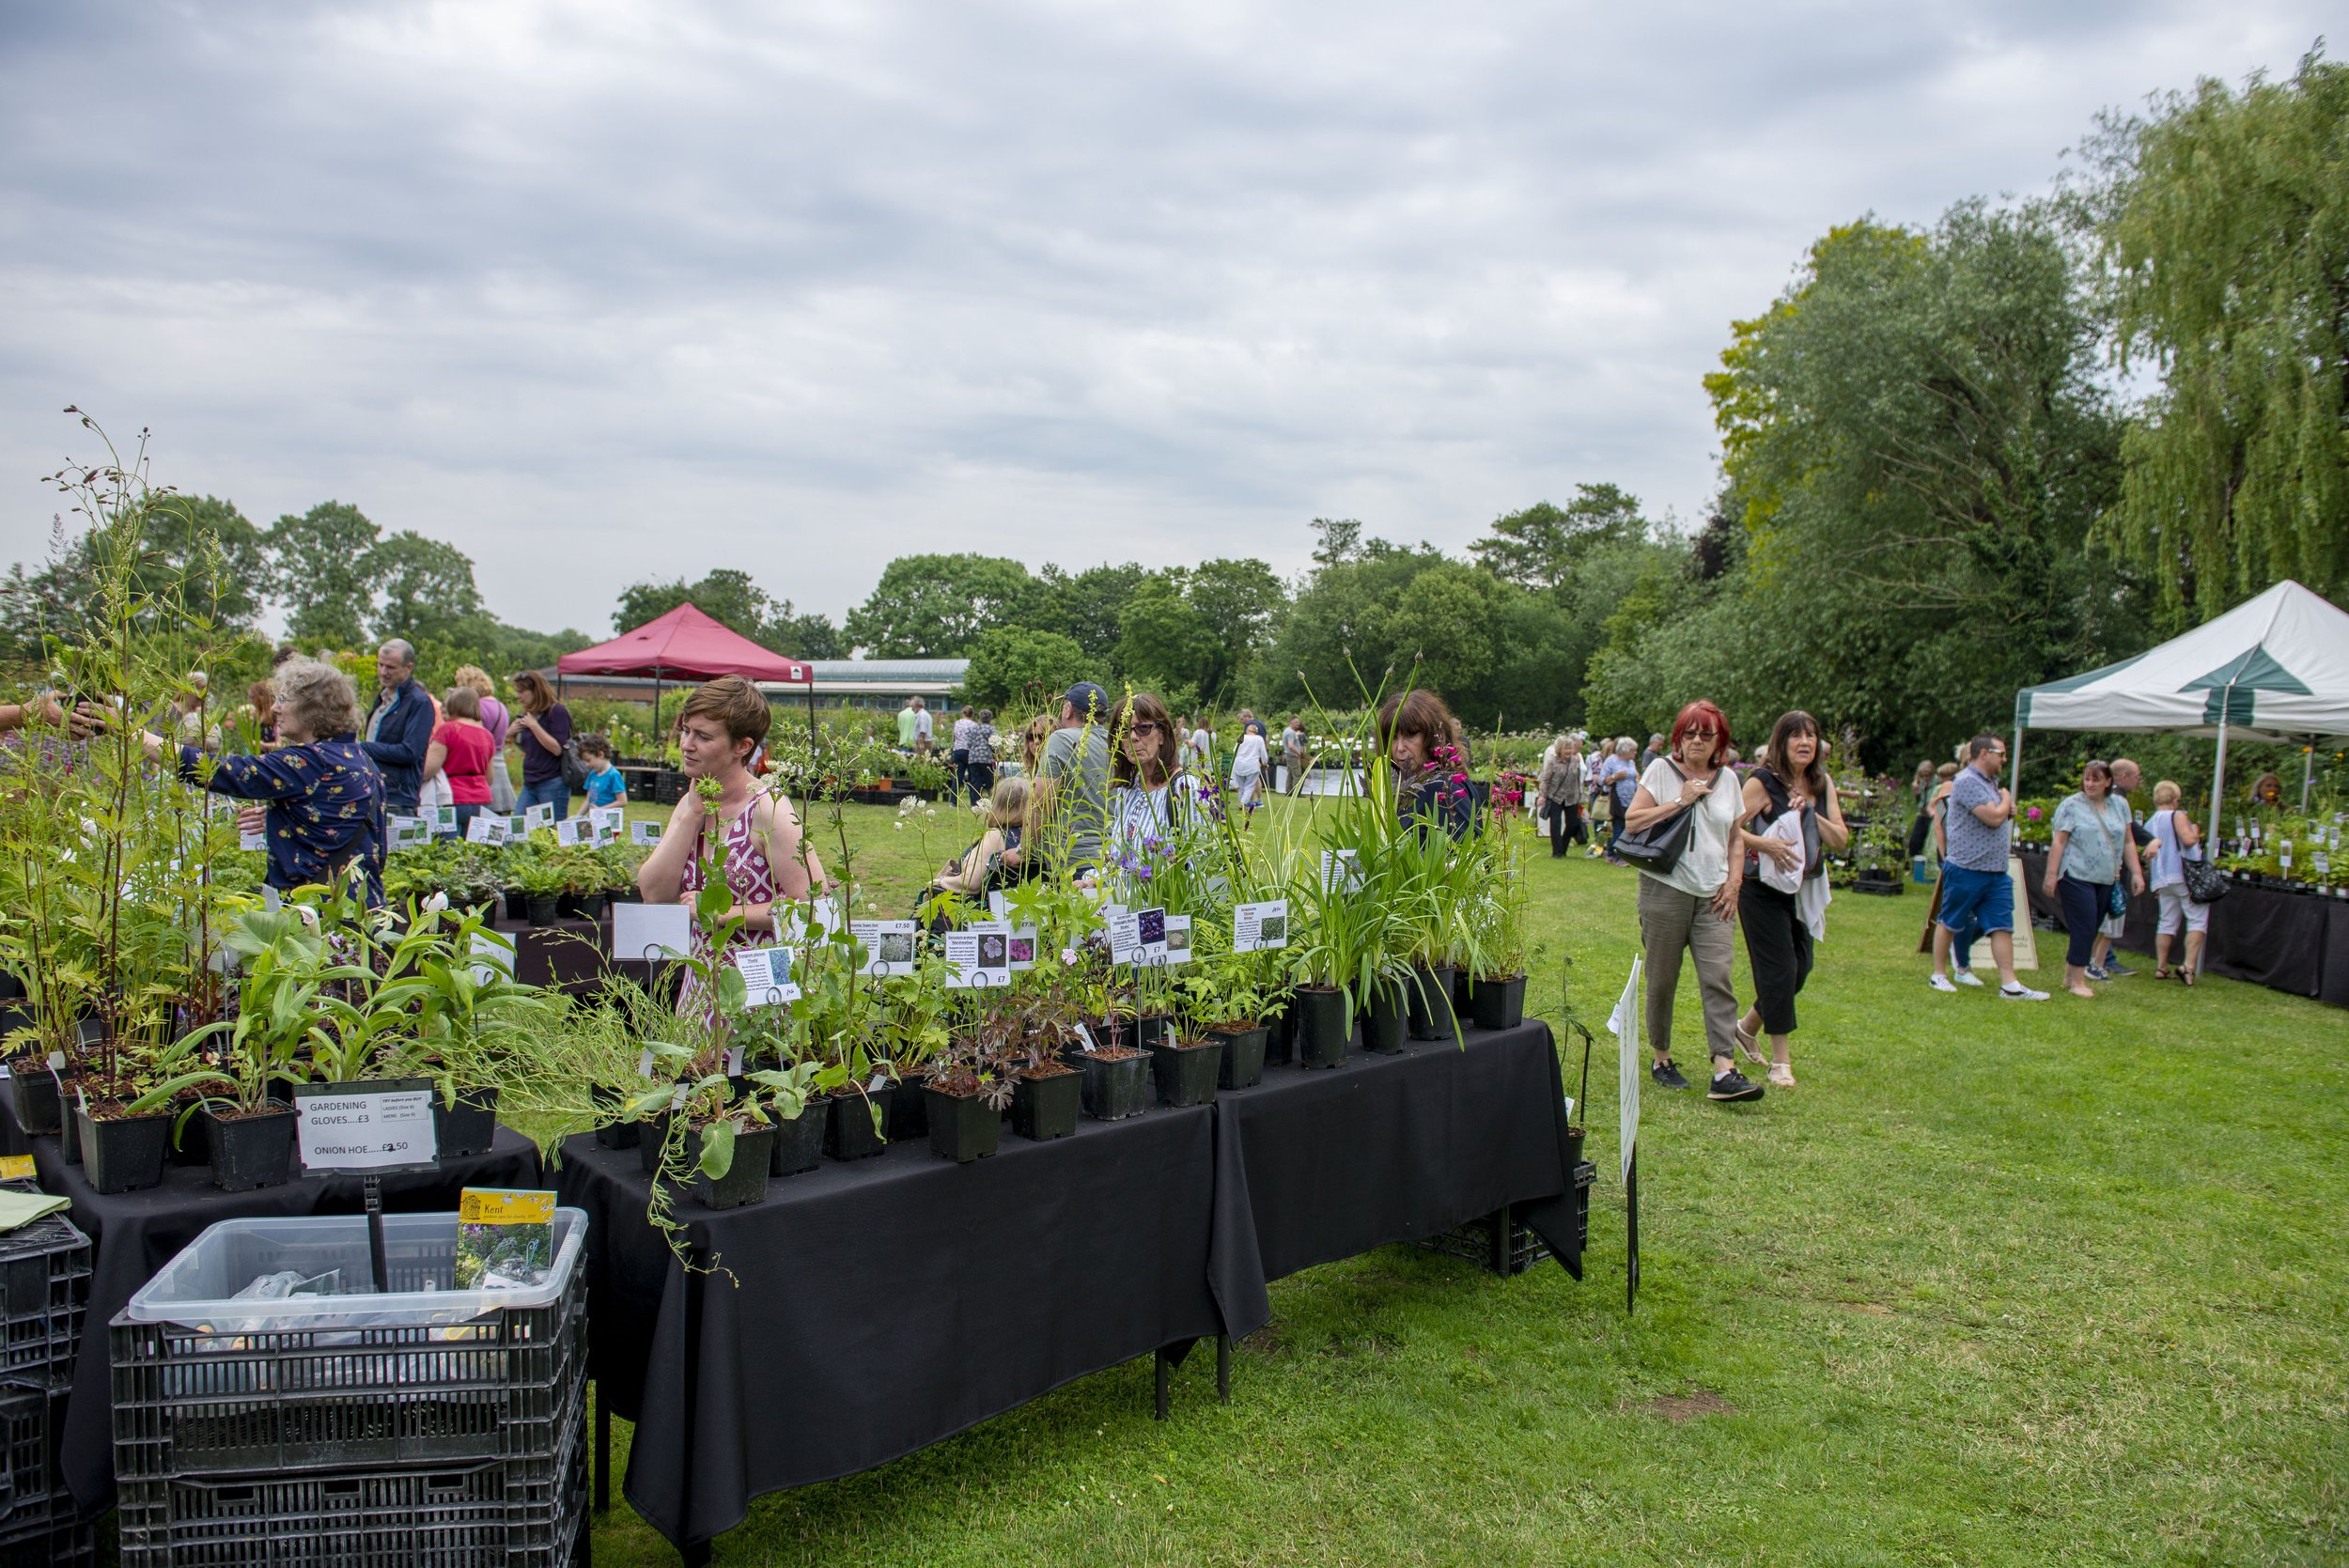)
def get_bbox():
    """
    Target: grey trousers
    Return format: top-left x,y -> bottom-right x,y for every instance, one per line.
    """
1637,874 -> 1741,1063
